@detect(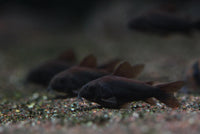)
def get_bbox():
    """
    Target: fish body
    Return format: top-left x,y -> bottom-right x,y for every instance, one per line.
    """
49,66 -> 108,96
79,75 -> 184,109
27,60 -> 73,86
48,61 -> 144,98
